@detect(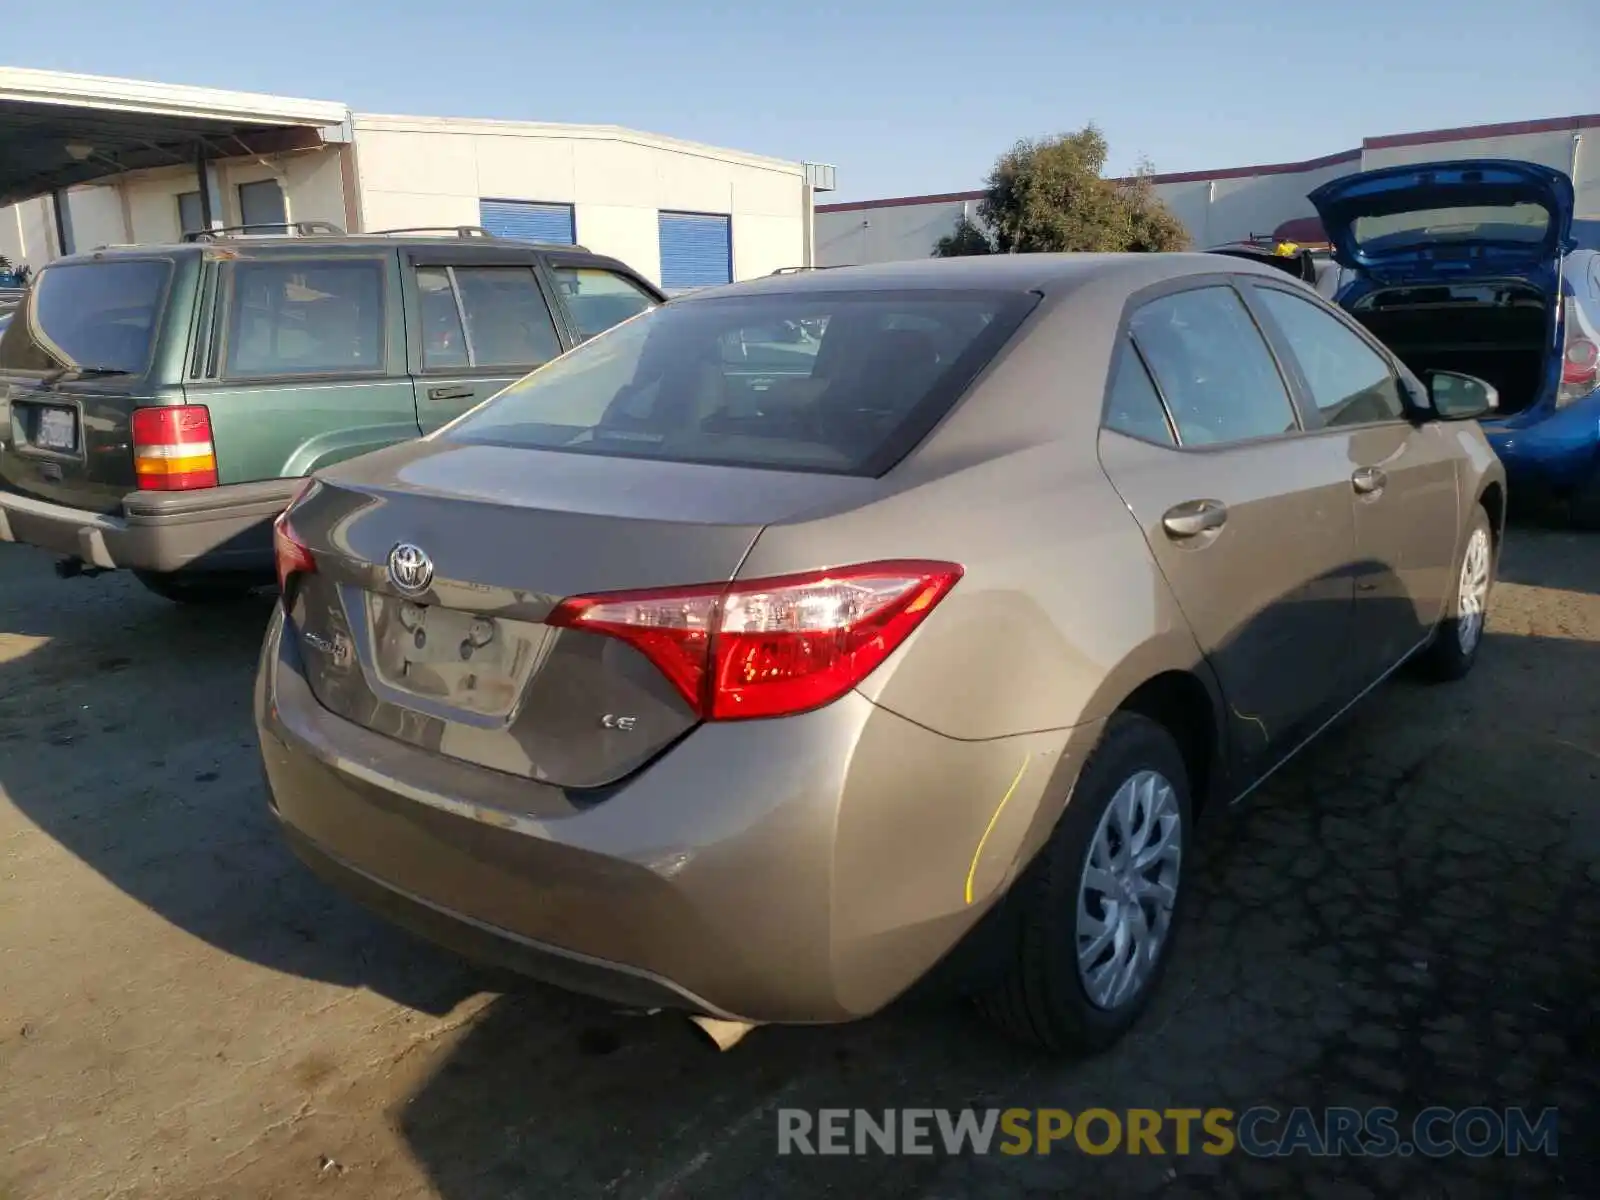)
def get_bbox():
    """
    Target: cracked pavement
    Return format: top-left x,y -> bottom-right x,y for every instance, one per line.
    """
1,525 -> 1597,1199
